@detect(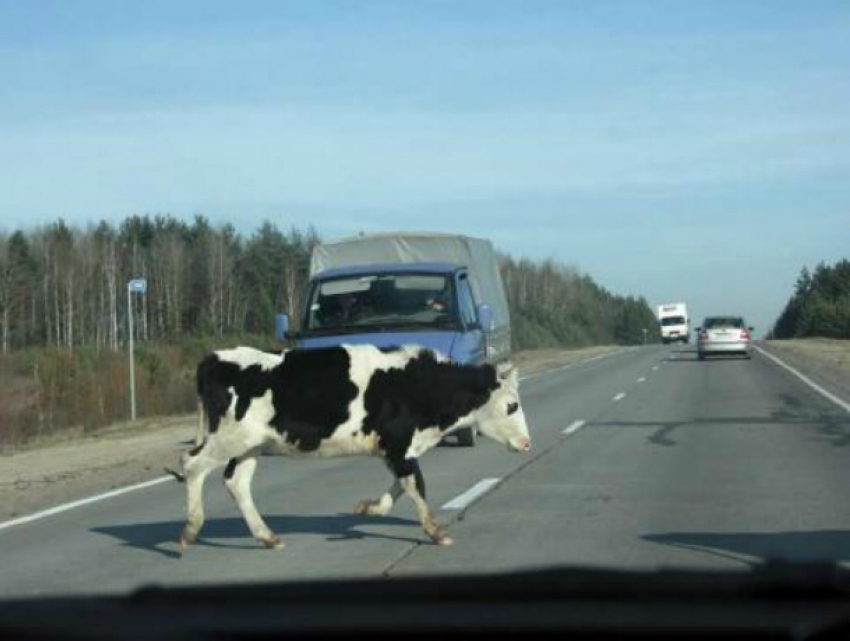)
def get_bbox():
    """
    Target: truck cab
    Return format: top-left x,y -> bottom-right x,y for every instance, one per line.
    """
279,262 -> 494,366
657,302 -> 690,344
